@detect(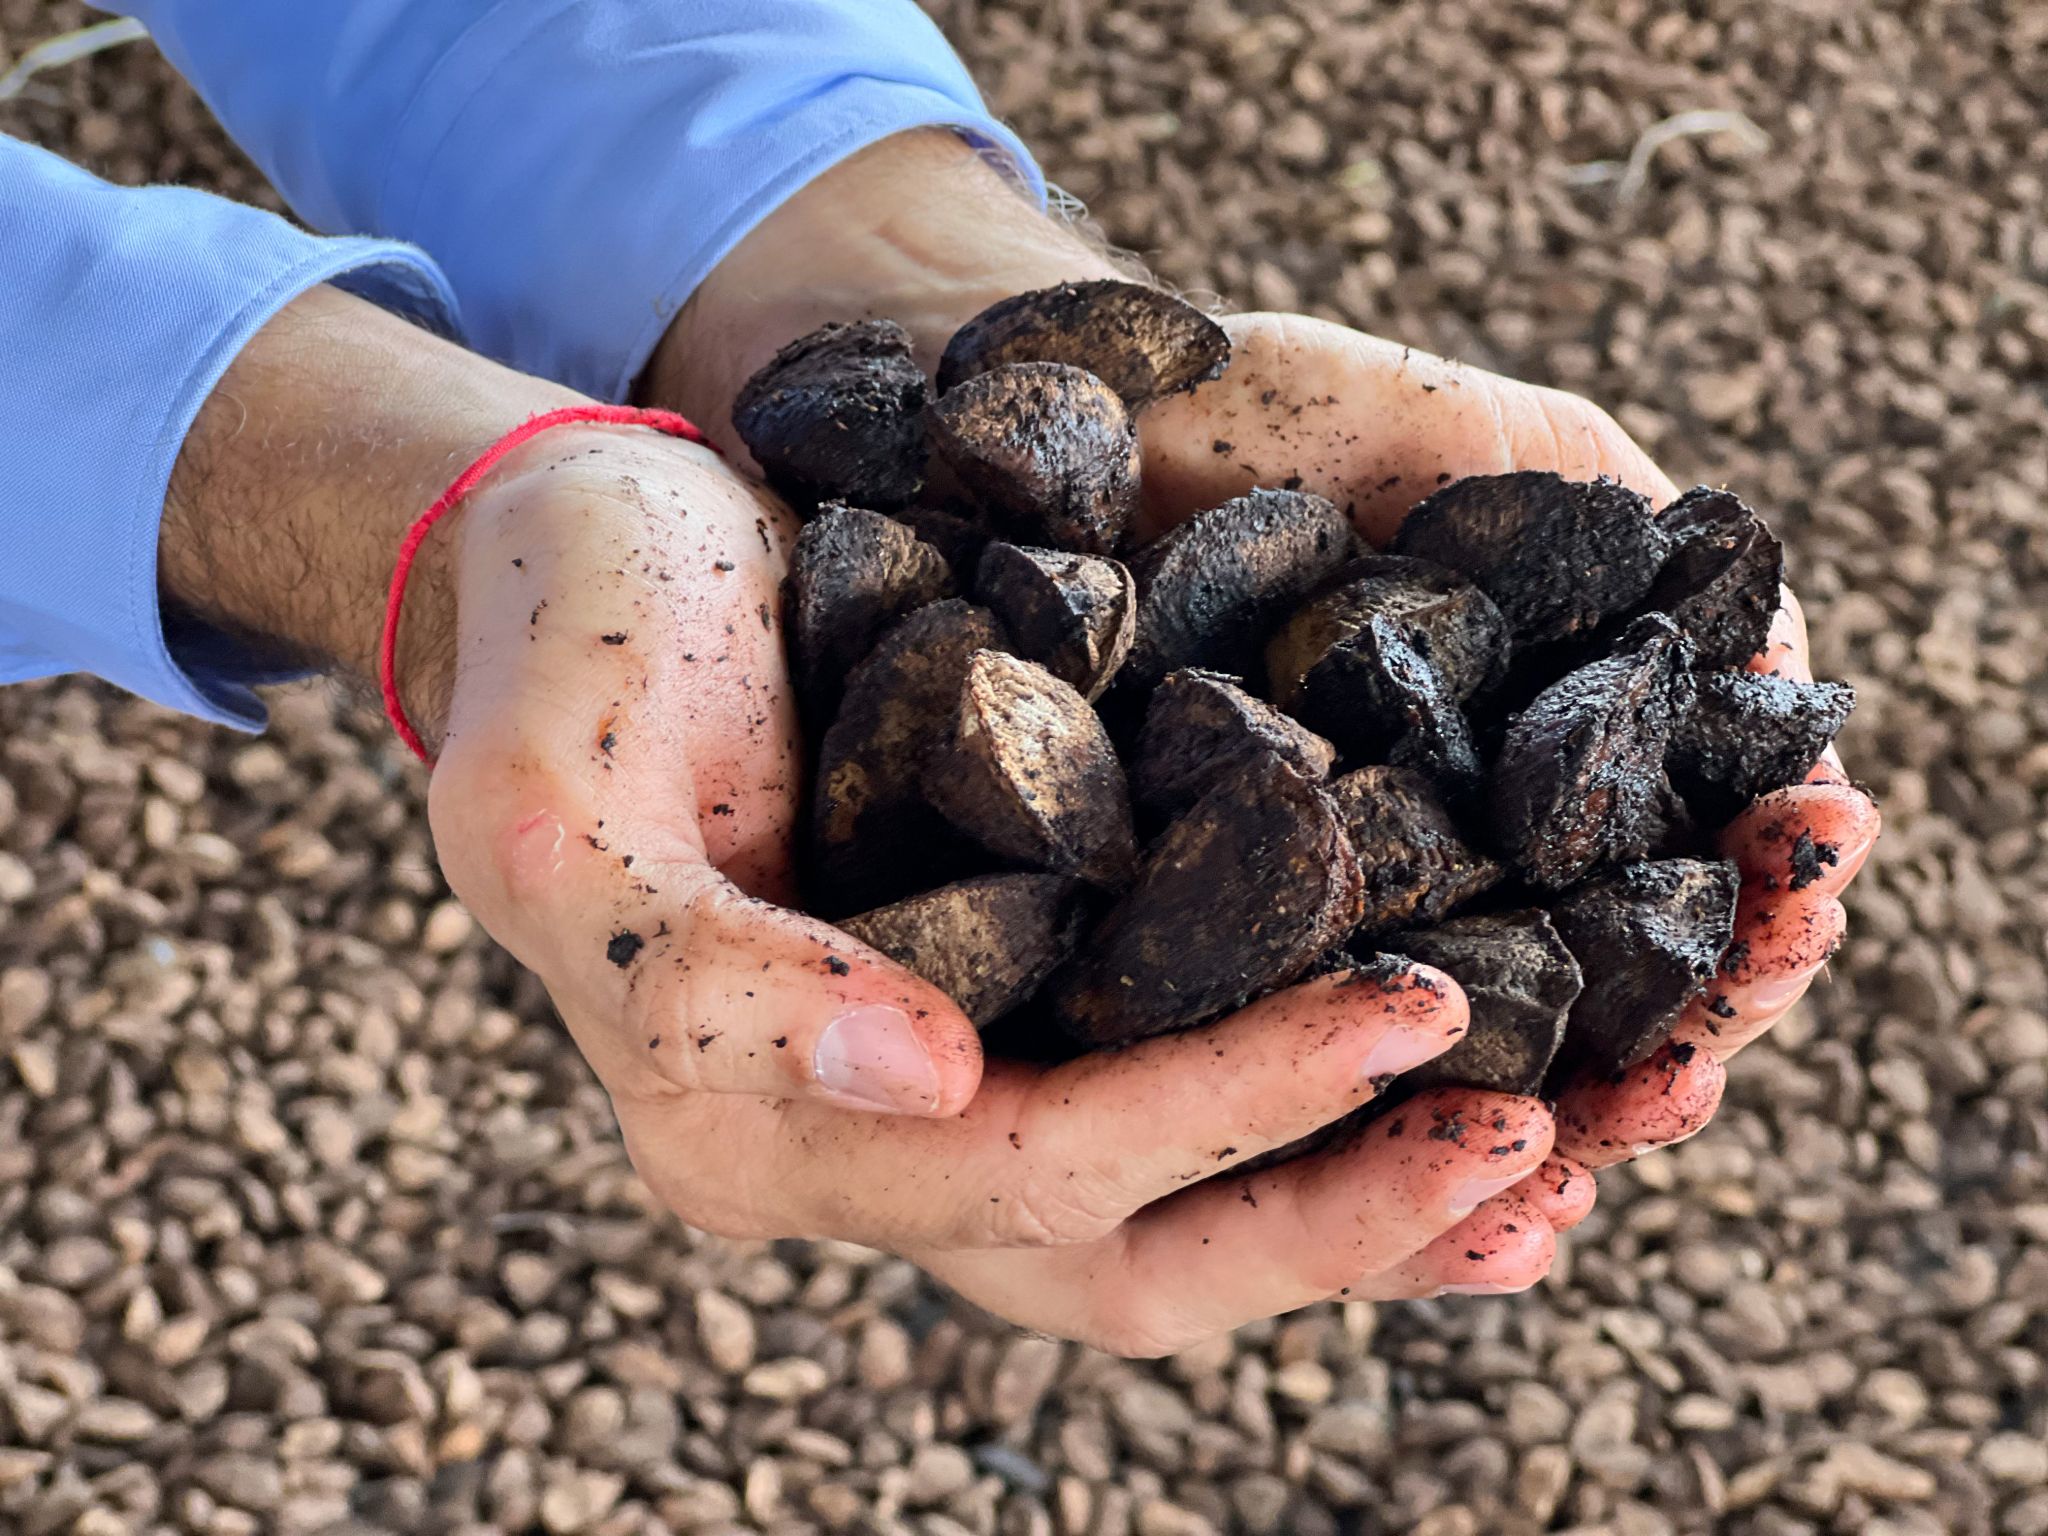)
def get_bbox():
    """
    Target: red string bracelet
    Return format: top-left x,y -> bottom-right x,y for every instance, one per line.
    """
379,404 -> 716,767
